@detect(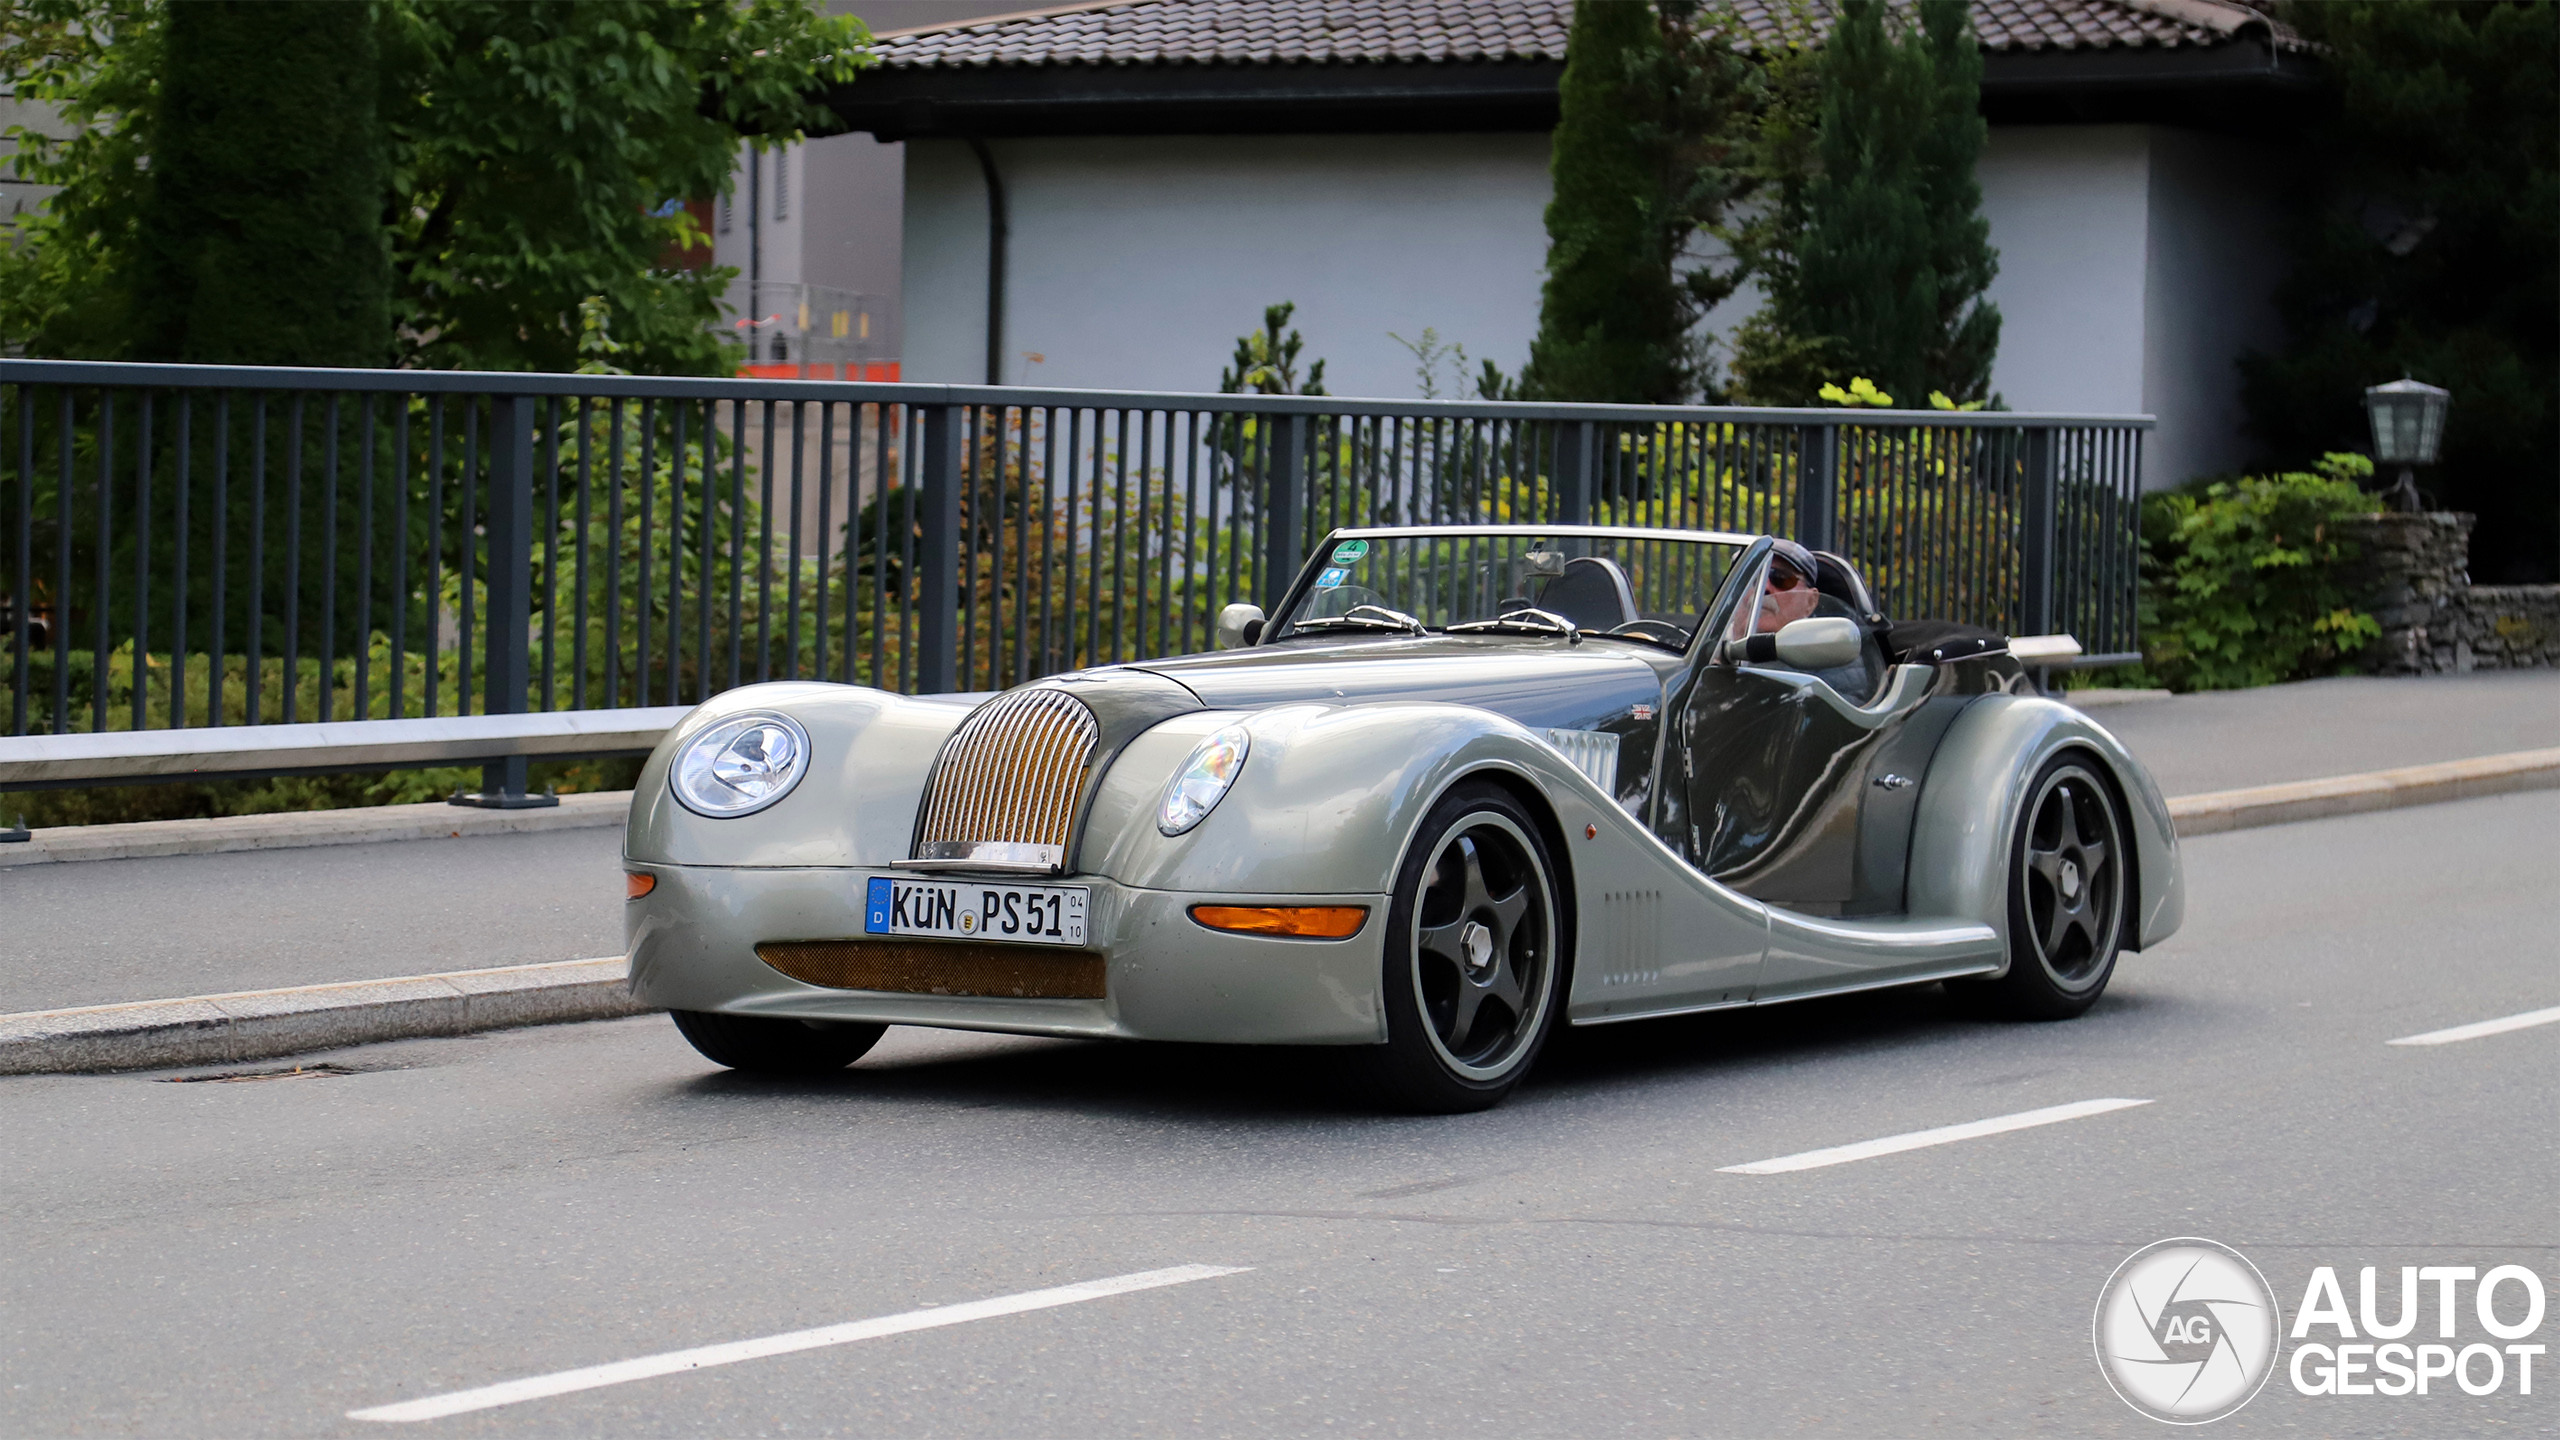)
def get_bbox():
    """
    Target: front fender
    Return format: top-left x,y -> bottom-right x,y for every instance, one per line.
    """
1906,695 -> 2184,963
1081,702 -> 1590,896
625,682 -> 979,868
